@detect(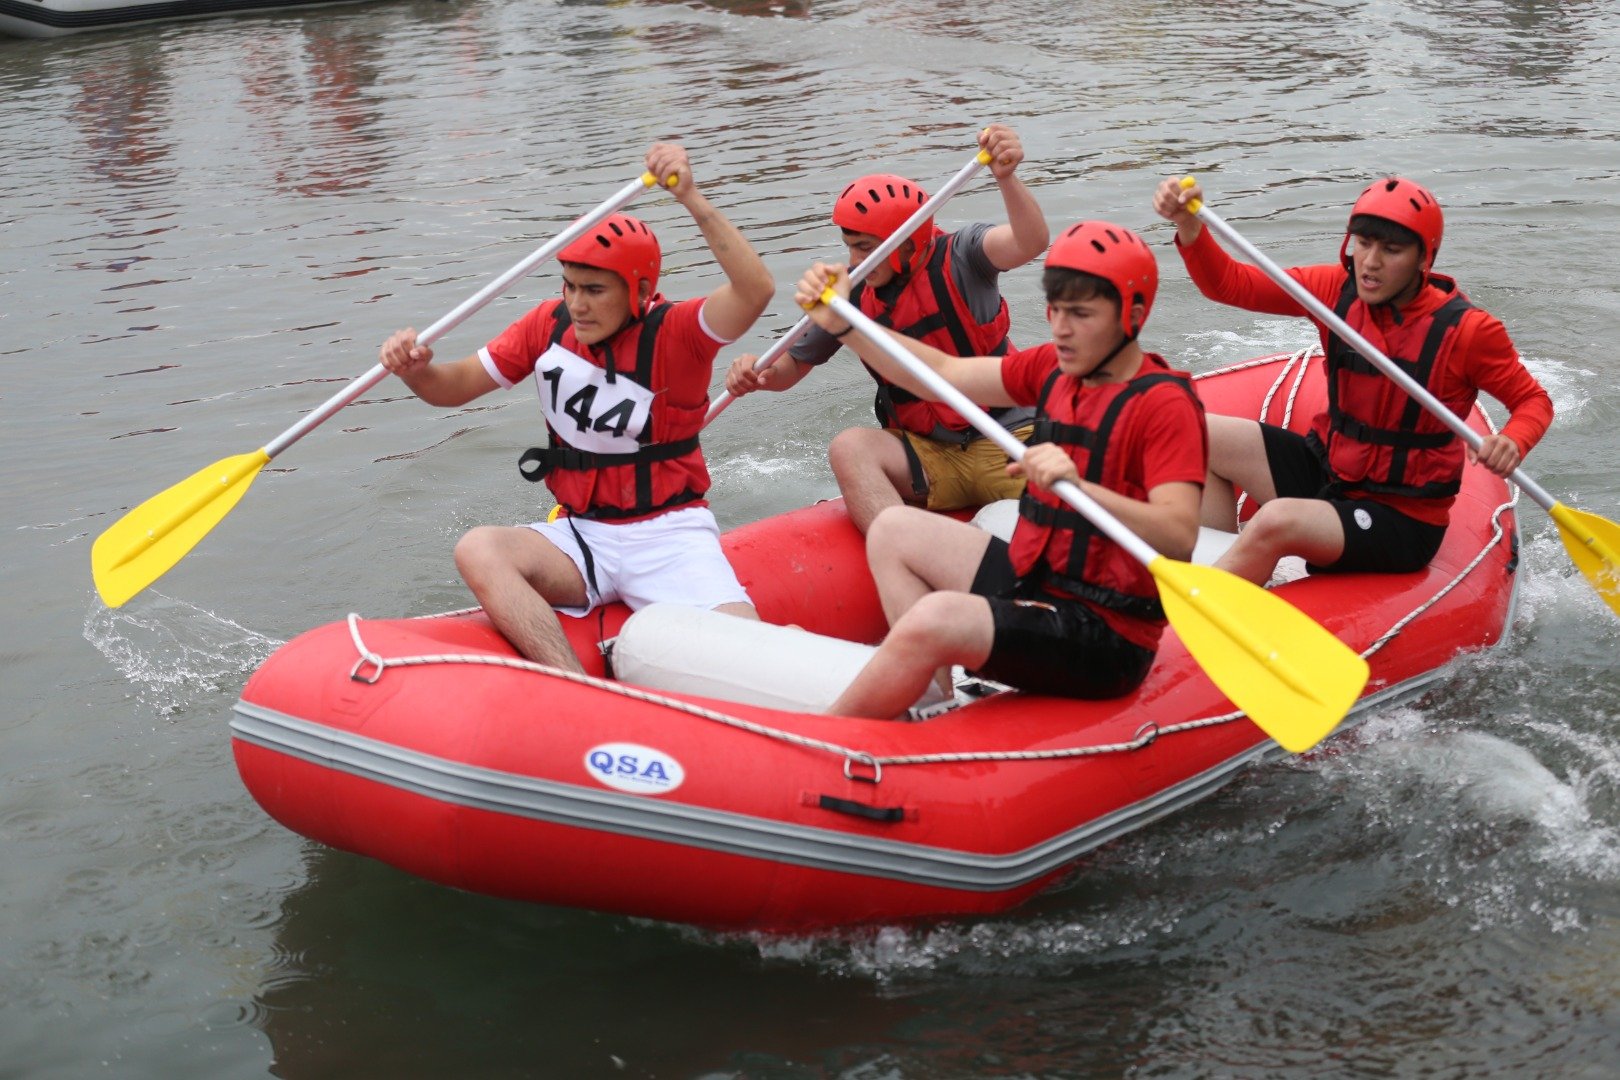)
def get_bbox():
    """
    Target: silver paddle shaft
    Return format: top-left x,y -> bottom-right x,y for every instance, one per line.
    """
1193,203 -> 1556,511
263,174 -> 659,460
702,151 -> 991,427
825,293 -> 1160,567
